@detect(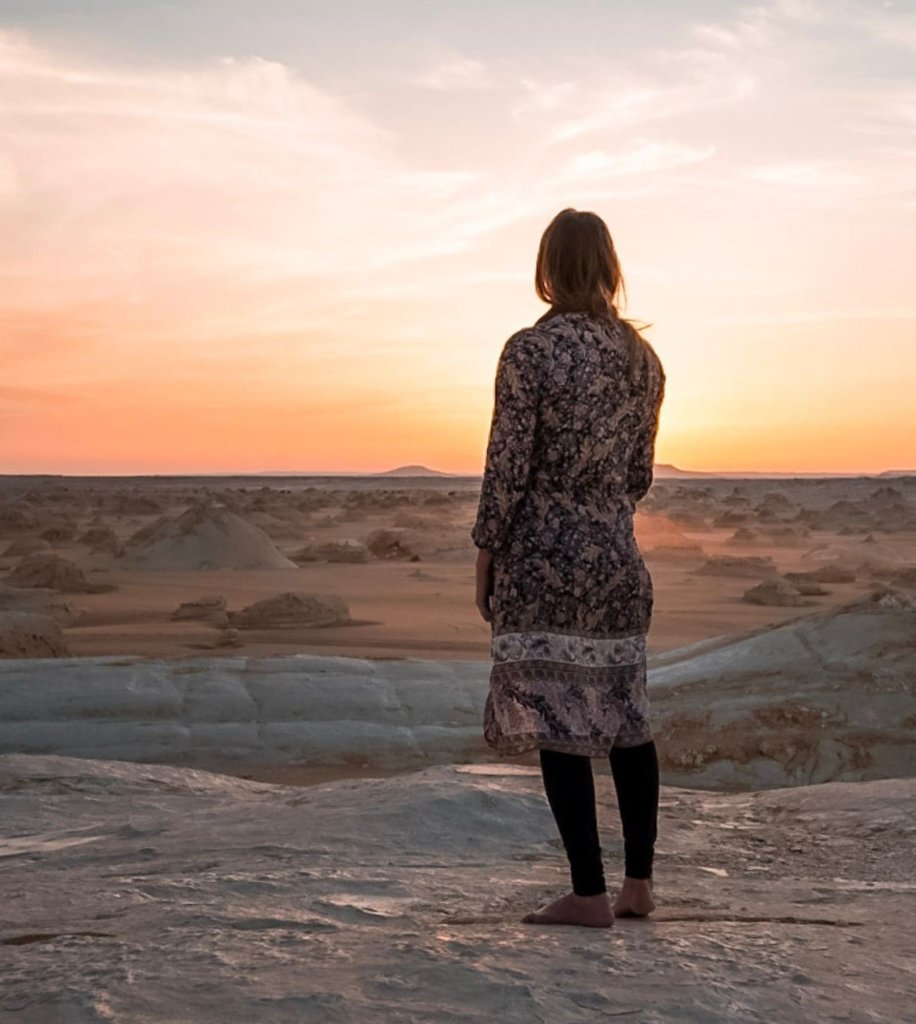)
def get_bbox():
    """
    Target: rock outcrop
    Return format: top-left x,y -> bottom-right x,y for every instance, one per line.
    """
229,591 -> 353,629
1,754 -> 913,1023
0,582 -> 81,627
741,579 -> 811,607
693,555 -> 778,578
5,554 -> 110,594
0,611 -> 71,657
170,595 -> 229,624
2,538 -> 51,558
649,590 -> 916,788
